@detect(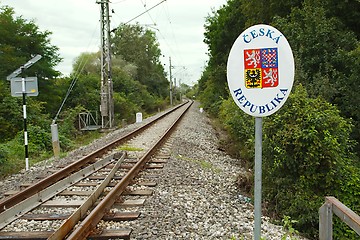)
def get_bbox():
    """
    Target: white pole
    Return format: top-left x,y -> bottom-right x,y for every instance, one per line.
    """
21,68 -> 29,171
51,123 -> 60,159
